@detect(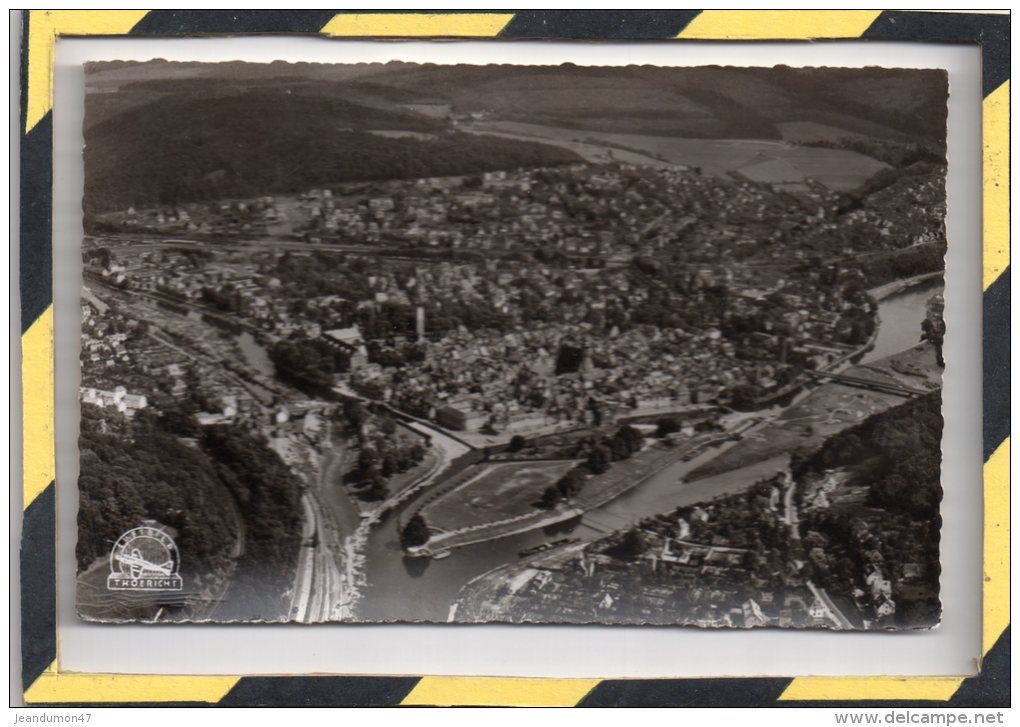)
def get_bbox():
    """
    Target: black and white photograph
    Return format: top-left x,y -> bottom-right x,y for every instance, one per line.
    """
76,59 -> 947,630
